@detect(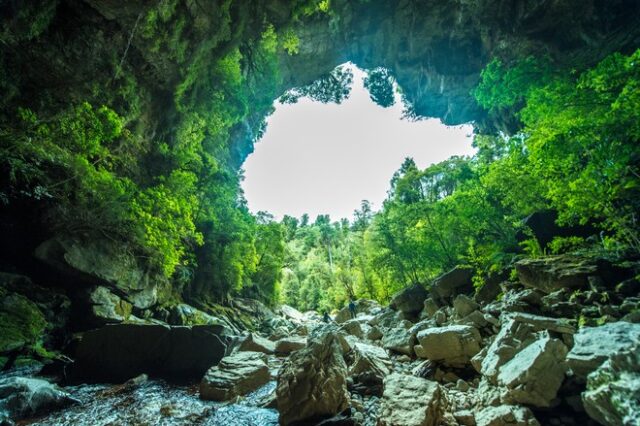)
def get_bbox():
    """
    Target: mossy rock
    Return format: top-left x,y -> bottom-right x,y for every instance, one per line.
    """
0,293 -> 47,354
